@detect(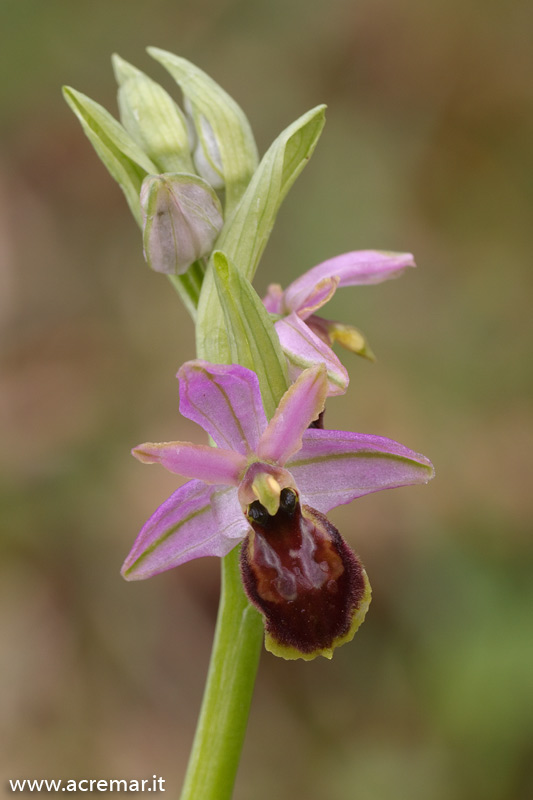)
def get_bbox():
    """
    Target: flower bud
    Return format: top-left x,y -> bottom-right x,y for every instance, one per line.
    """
192,113 -> 225,191
140,173 -> 223,275
181,98 -> 224,190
